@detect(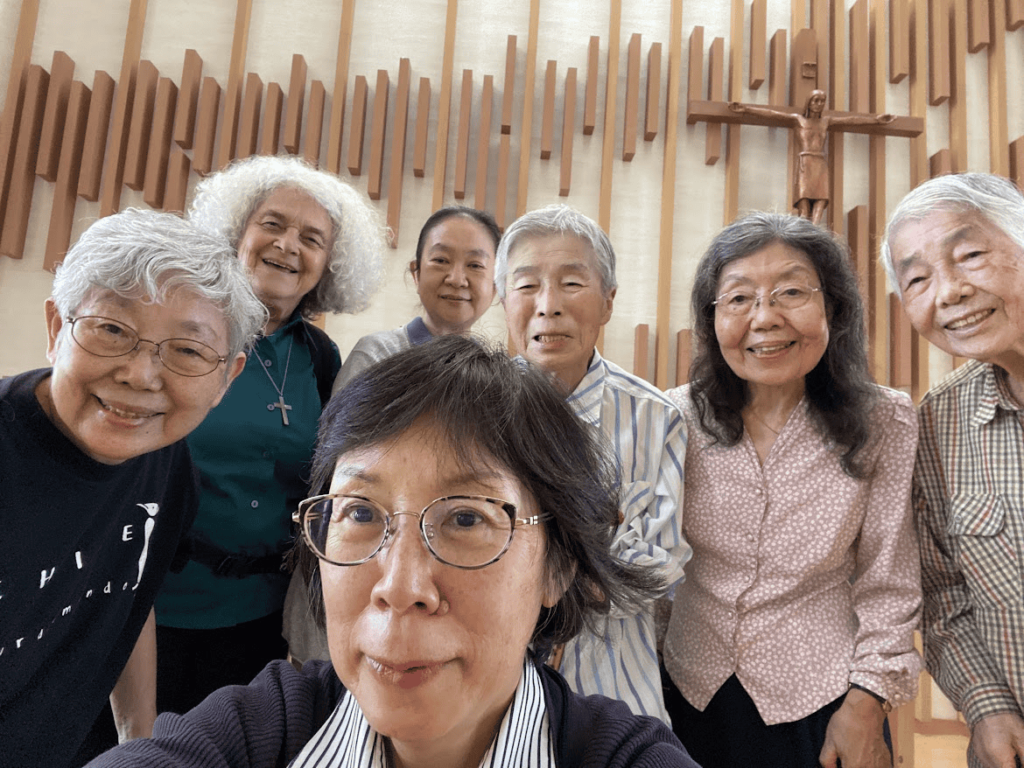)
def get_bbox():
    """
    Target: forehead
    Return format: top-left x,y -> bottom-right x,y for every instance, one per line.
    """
77,287 -> 229,343
508,233 -> 600,274
249,187 -> 332,228
426,215 -> 494,247
718,241 -> 819,285
890,208 -> 1011,267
